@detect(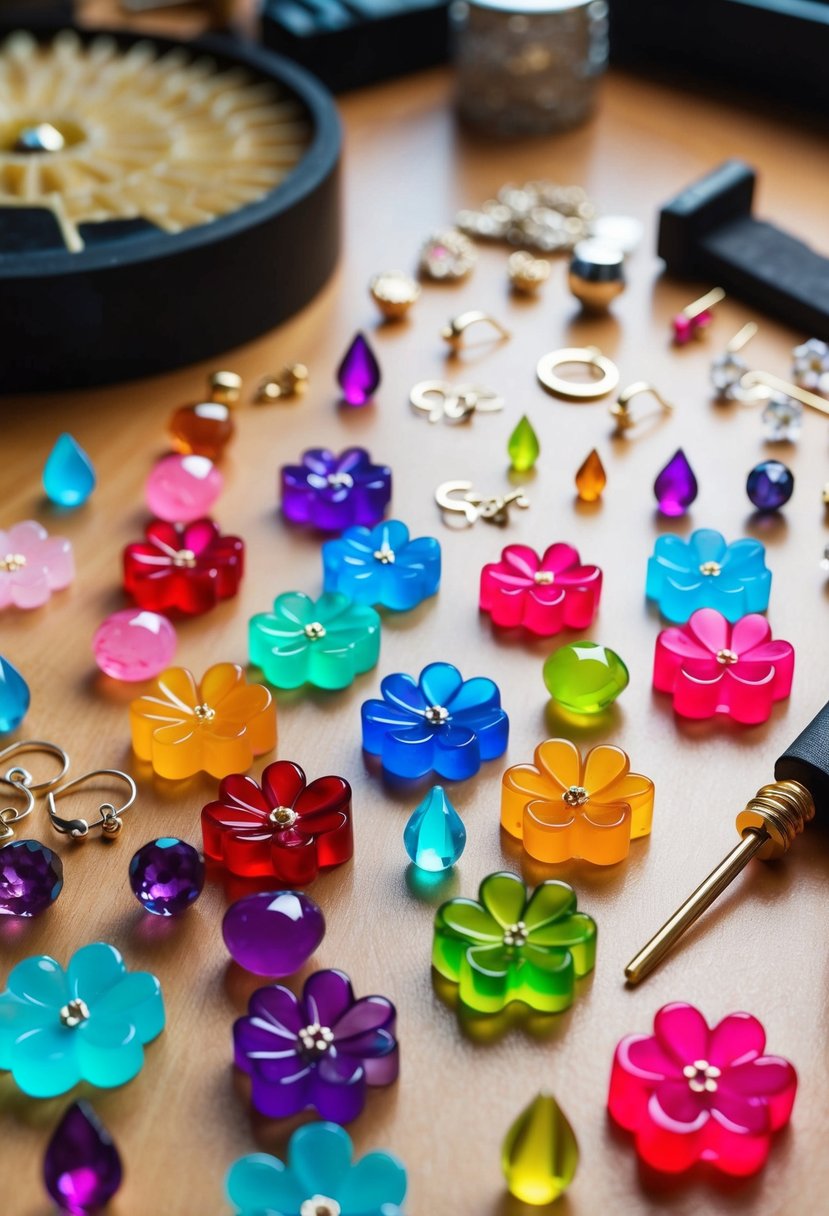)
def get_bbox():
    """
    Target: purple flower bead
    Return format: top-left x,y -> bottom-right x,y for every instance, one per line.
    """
233,968 -> 399,1123
280,448 -> 392,533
